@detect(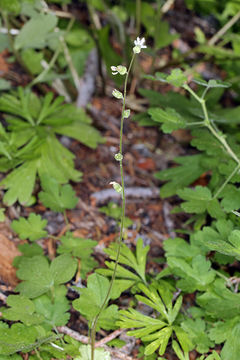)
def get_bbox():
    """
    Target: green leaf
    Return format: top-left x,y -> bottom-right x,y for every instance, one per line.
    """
57,231 -> 97,279
1,295 -> 44,326
197,279 -> 240,319
0,322 -> 46,355
1,160 -> 37,206
155,155 -> 205,198
181,318 -> 213,353
167,255 -> 216,292
148,107 -> 185,133
11,213 -> 47,241
0,0 -> 21,13
33,286 -> 70,328
220,323 -> 240,360
178,185 -> 224,217
15,14 -> 58,50
16,254 -> 77,298
13,243 -> 44,268
166,69 -> 187,87
96,238 -> 149,296
220,184 -> 240,212
39,175 -> 78,212
73,273 -> 118,330
77,345 -> 111,360
195,220 -> 240,259
21,49 -> 43,75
